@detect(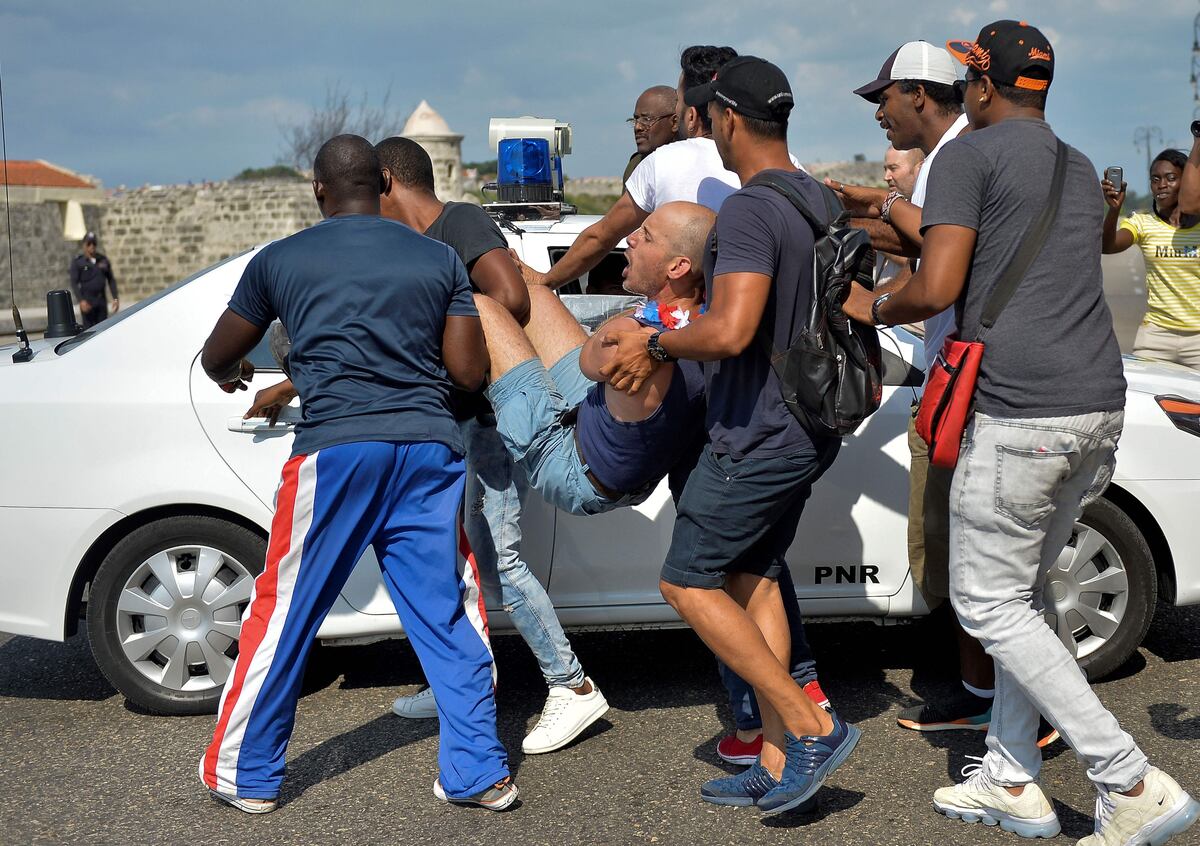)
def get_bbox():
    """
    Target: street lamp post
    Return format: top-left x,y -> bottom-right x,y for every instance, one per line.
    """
1134,126 -> 1164,180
